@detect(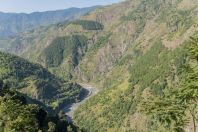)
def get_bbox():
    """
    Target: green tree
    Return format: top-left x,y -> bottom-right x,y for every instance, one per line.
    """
0,95 -> 39,131
48,122 -> 56,132
176,35 -> 198,132
141,91 -> 187,131
141,34 -> 198,131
